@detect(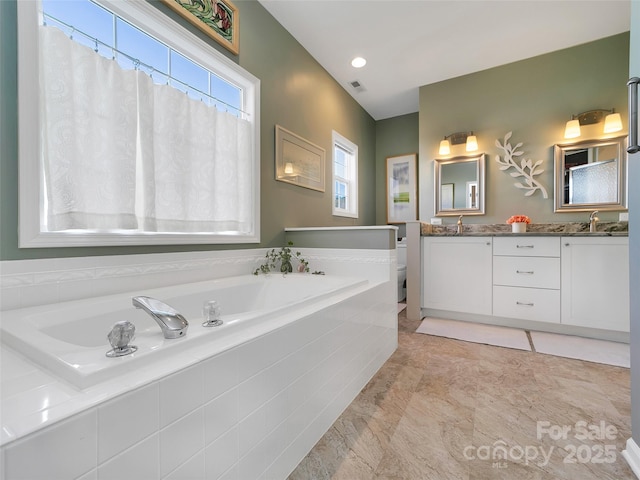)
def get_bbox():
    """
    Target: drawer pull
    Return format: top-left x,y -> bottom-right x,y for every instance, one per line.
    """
516,301 -> 534,307
516,245 -> 534,249
516,270 -> 534,274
